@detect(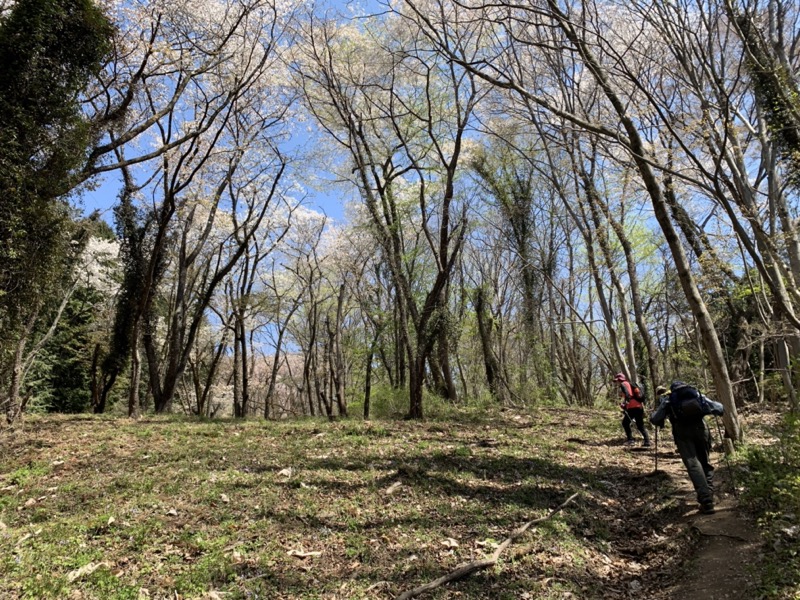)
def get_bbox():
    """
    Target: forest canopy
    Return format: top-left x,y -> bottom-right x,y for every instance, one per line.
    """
0,0 -> 798,440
